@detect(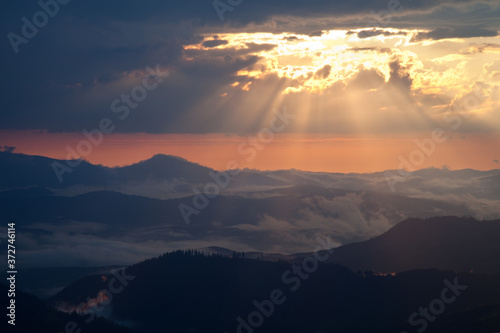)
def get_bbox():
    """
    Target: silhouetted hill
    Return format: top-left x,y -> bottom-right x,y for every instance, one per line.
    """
49,251 -> 500,333
115,154 -> 214,183
327,216 -> 500,274
0,151 -> 115,189
0,152 -> 212,190
0,152 -> 286,193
